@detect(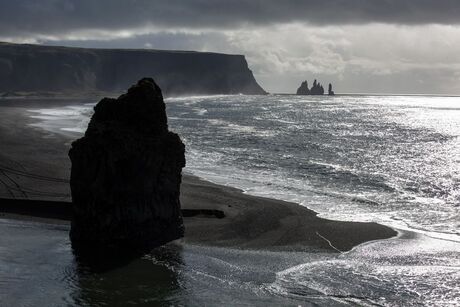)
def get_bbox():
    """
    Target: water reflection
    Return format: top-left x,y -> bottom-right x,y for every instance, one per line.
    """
0,219 -> 184,306
72,245 -> 183,306
2,218 -> 458,306
71,239 -> 183,274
